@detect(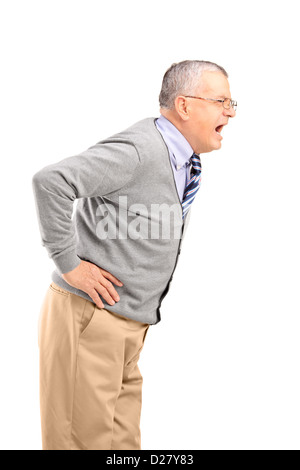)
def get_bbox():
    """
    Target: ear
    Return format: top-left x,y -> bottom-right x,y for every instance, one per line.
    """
174,95 -> 190,121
